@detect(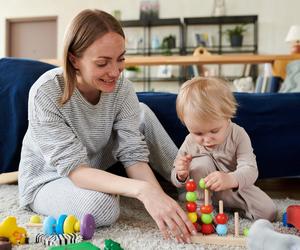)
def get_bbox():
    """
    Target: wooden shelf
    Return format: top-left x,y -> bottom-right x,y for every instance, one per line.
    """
124,54 -> 300,66
42,54 -> 300,67
184,15 -> 258,25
